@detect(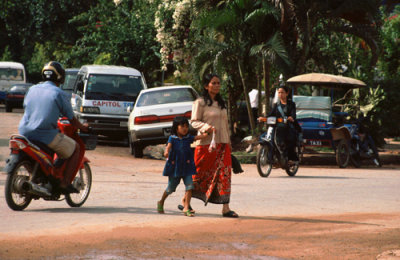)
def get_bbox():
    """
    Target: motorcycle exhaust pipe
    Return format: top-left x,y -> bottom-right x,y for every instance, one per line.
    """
21,181 -> 52,197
